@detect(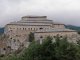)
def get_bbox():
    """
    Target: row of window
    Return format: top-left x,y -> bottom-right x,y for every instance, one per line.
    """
40,36 -> 63,38
10,27 -> 49,30
40,35 -> 77,39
